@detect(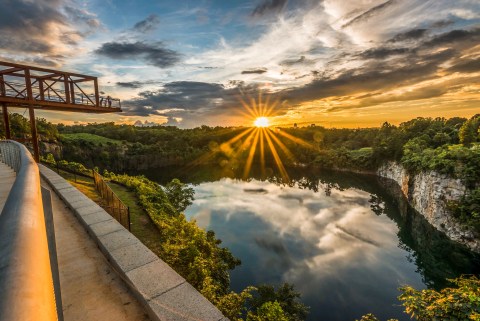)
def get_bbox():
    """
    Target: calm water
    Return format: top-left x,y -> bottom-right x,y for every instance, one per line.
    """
147,166 -> 480,321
